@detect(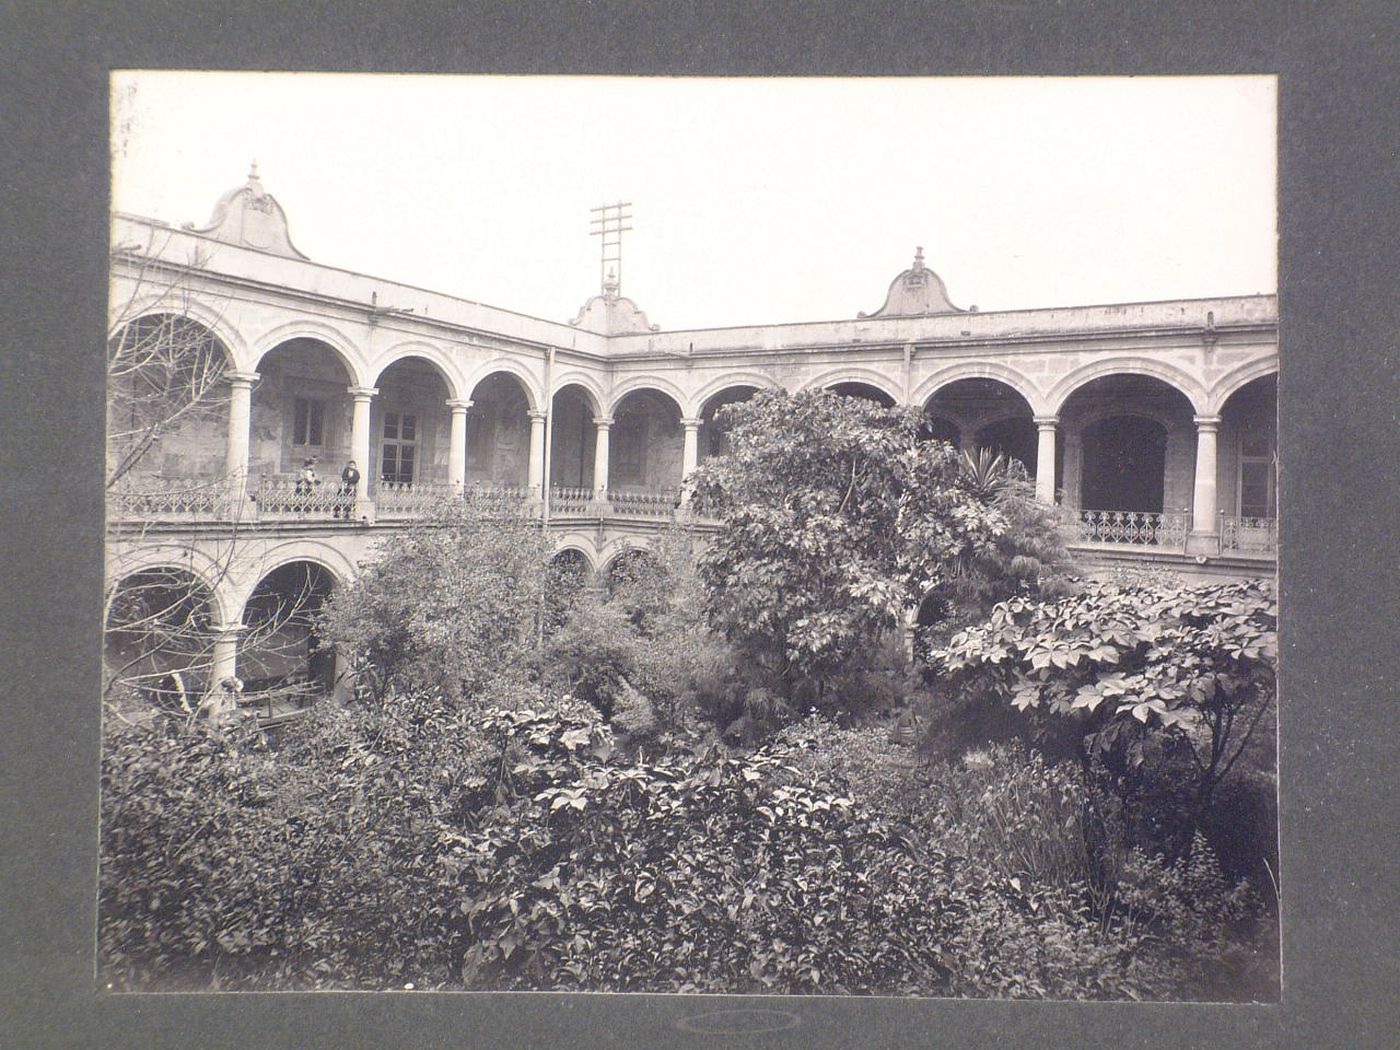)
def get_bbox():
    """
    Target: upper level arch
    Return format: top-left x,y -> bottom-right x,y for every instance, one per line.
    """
550,372 -> 607,417
250,320 -> 368,387
111,296 -> 249,368
1046,357 -> 1208,416
466,359 -> 543,412
369,341 -> 468,400
690,372 -> 786,417
912,361 -> 1043,416
1207,359 -> 1280,415
799,367 -> 903,406
605,375 -> 688,418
